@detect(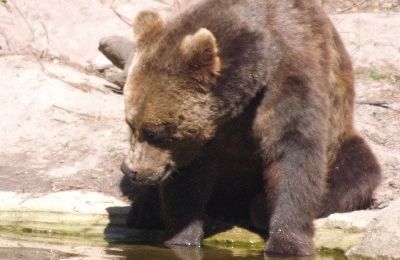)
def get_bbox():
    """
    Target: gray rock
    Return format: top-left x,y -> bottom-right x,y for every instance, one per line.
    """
347,199 -> 400,259
98,36 -> 135,70
98,36 -> 135,88
314,210 -> 379,252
